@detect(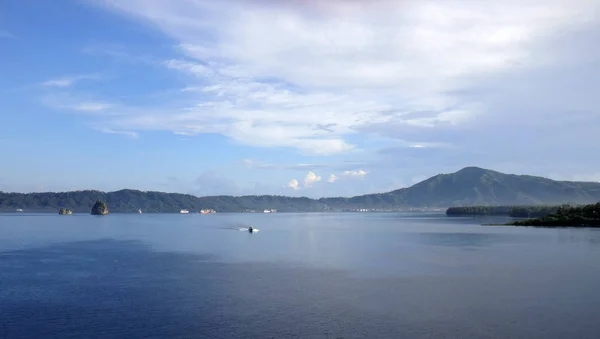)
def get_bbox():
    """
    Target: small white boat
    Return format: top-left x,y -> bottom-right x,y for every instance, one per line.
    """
138,209 -> 142,214
16,208 -> 23,212
263,209 -> 271,213
180,209 -> 190,214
